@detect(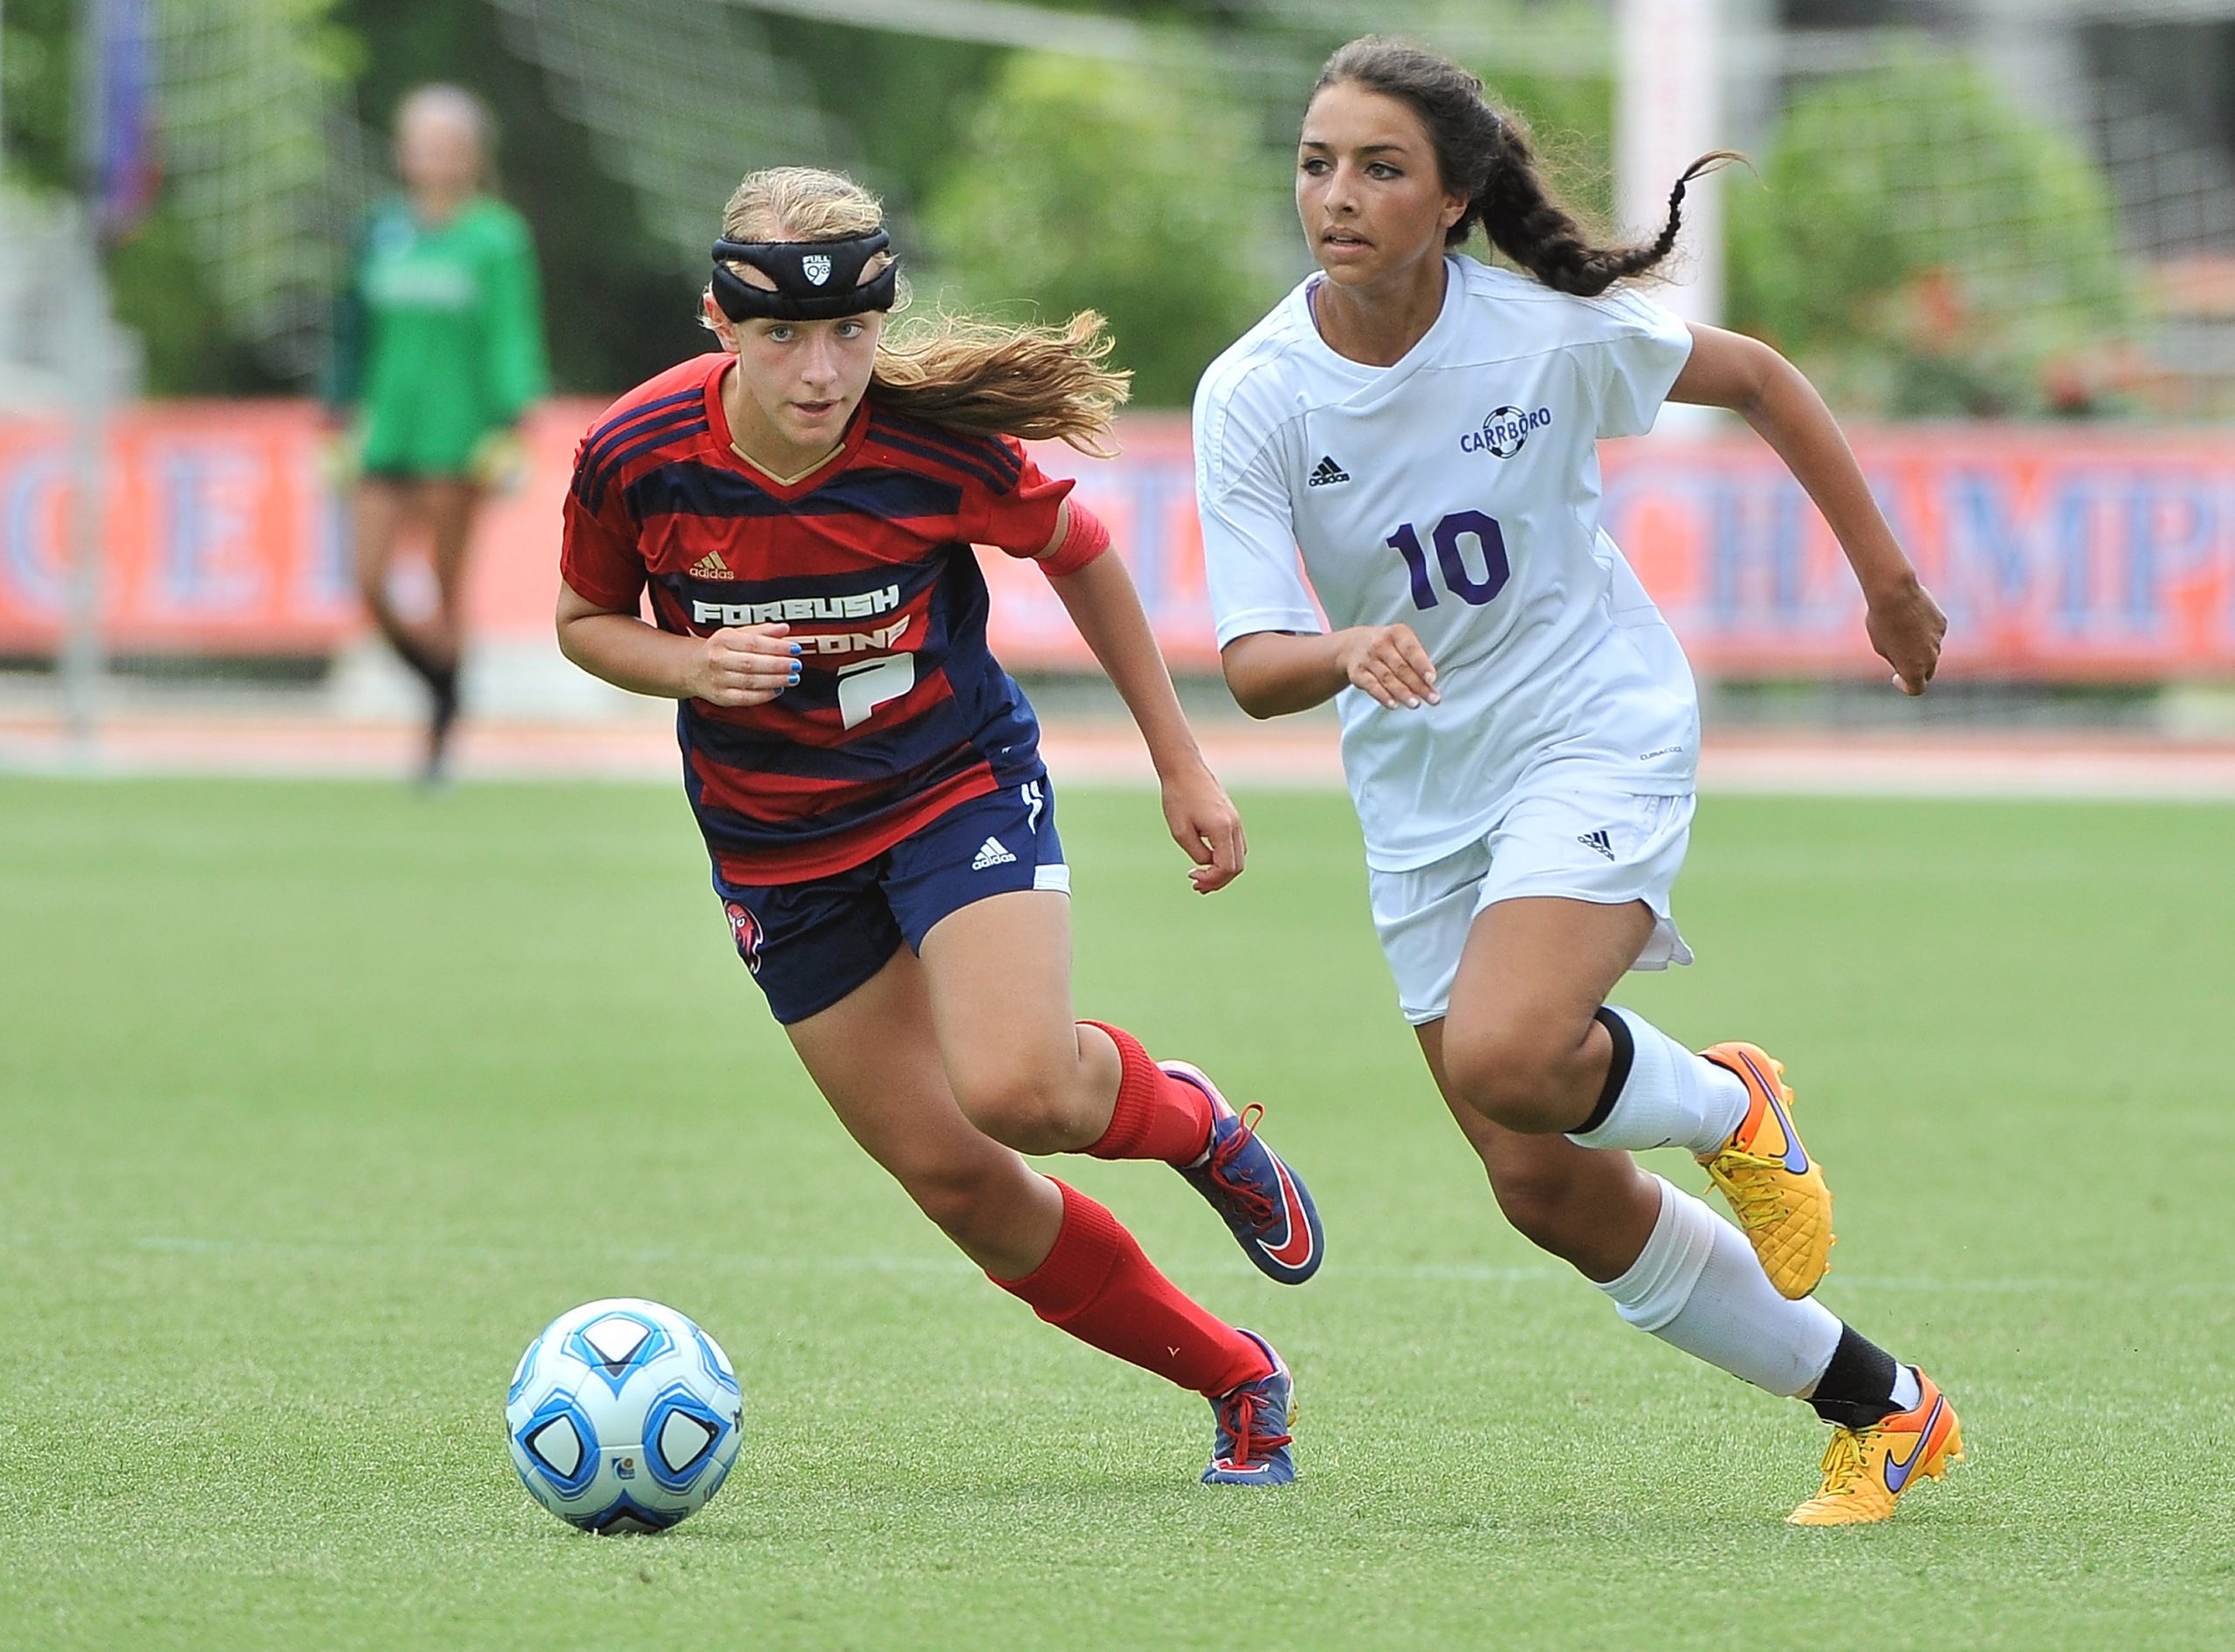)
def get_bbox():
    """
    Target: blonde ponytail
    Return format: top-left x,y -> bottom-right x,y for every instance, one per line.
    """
873,308 -> 1128,452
